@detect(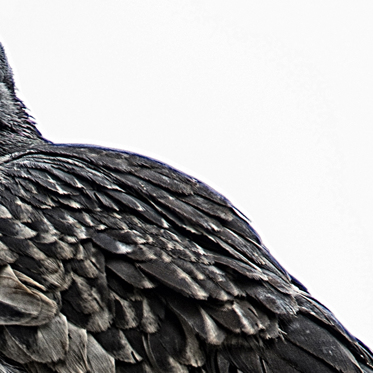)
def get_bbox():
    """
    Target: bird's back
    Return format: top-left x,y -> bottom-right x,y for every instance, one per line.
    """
0,42 -> 371,373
